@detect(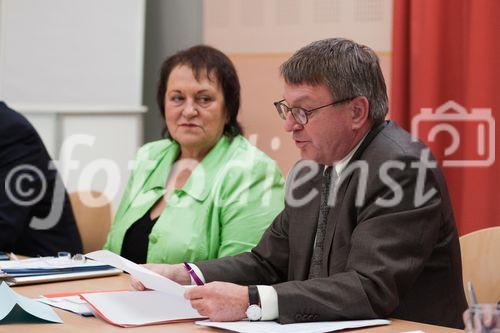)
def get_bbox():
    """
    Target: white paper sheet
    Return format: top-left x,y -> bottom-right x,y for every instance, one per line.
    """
38,296 -> 94,316
195,318 -> 390,333
81,290 -> 203,327
85,250 -> 184,297
0,282 -> 62,323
